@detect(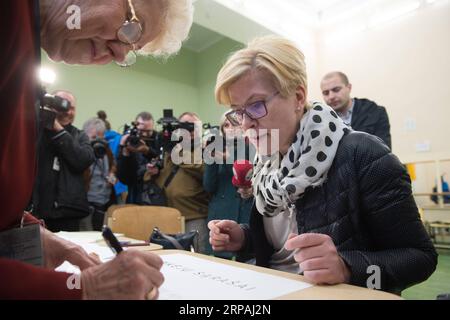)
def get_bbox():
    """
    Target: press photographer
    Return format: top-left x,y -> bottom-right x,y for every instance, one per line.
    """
32,90 -> 95,232
117,111 -> 163,204
157,109 -> 196,157
154,112 -> 210,254
81,118 -> 117,231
